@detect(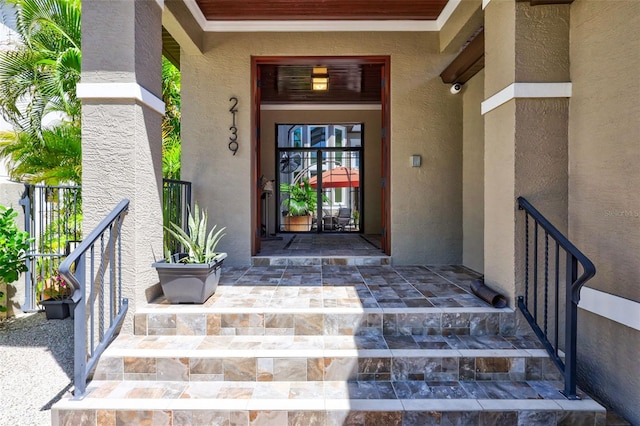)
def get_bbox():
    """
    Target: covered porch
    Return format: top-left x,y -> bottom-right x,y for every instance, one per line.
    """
67,0 -> 640,424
